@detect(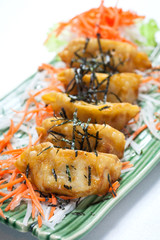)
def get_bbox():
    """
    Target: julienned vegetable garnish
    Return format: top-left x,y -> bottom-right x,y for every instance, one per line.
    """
44,0 -> 145,48
0,0 -> 160,232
